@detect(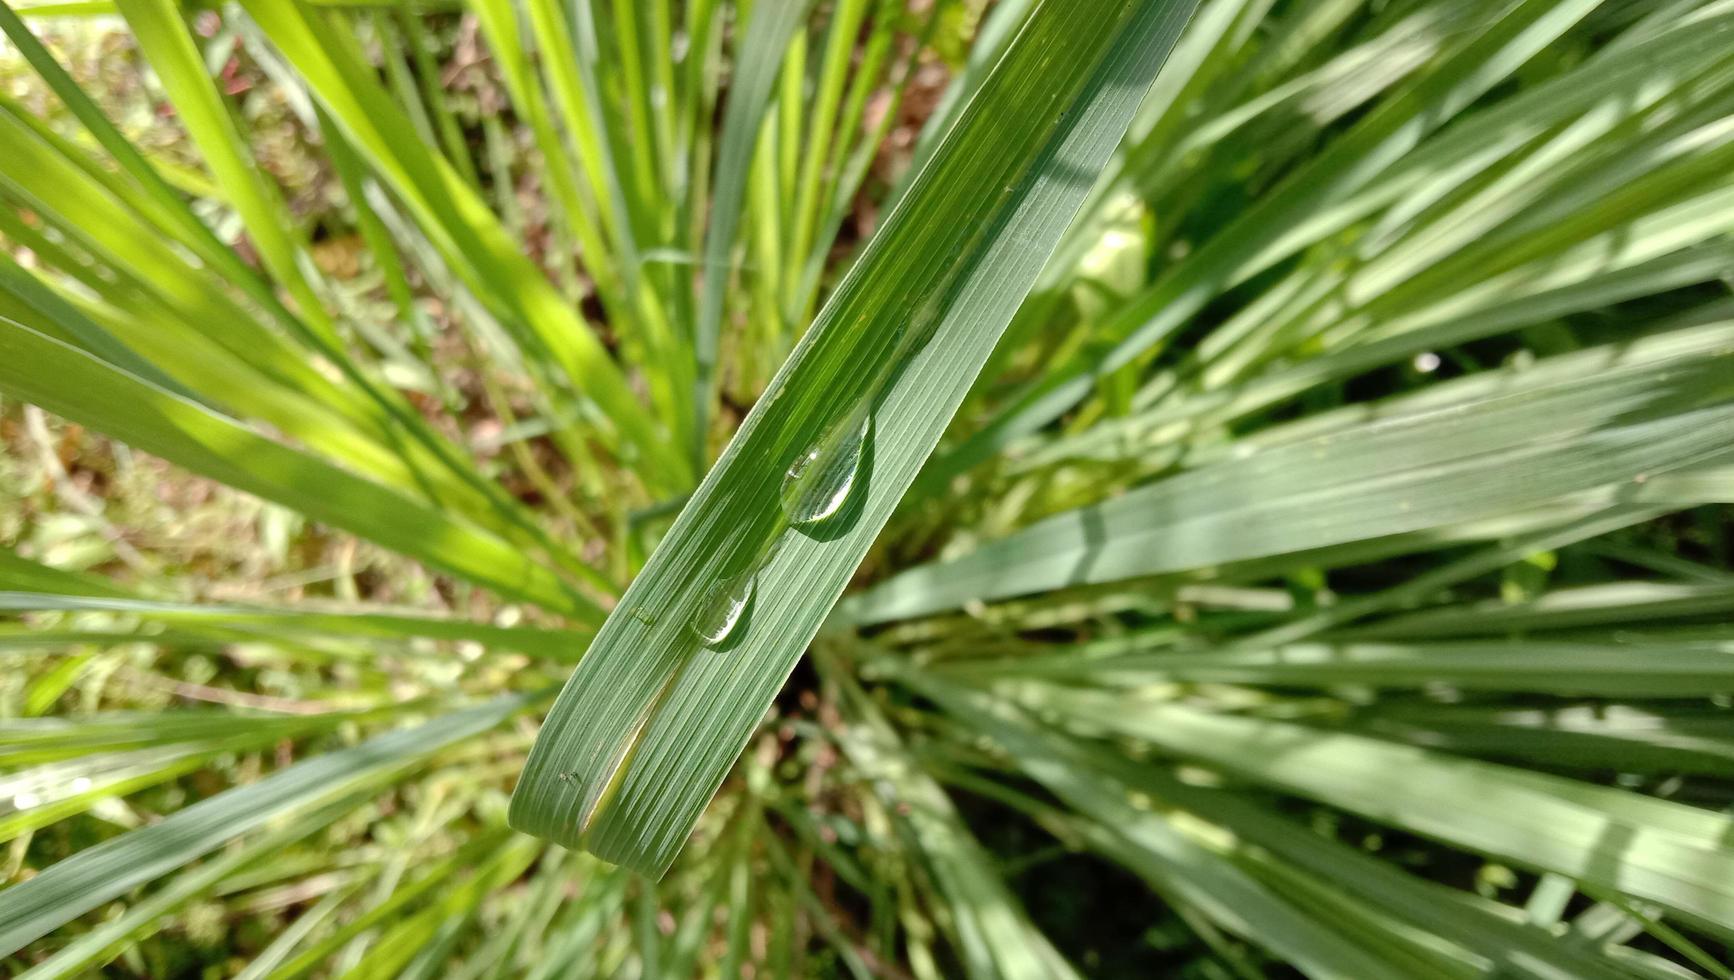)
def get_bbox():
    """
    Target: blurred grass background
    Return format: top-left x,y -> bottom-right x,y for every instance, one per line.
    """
3,0 -> 1734,976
